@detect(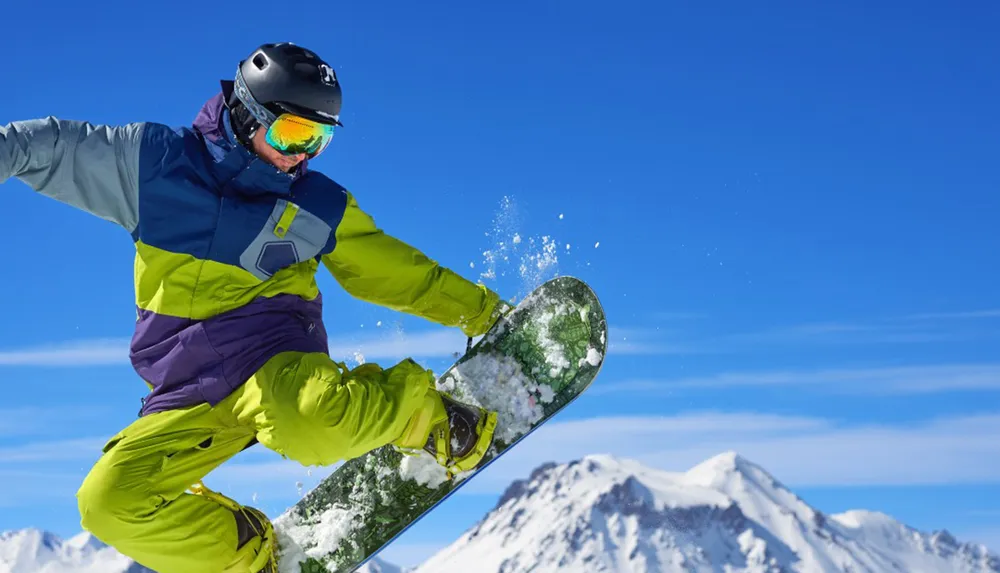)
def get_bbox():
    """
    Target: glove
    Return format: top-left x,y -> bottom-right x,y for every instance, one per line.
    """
466,300 -> 515,353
